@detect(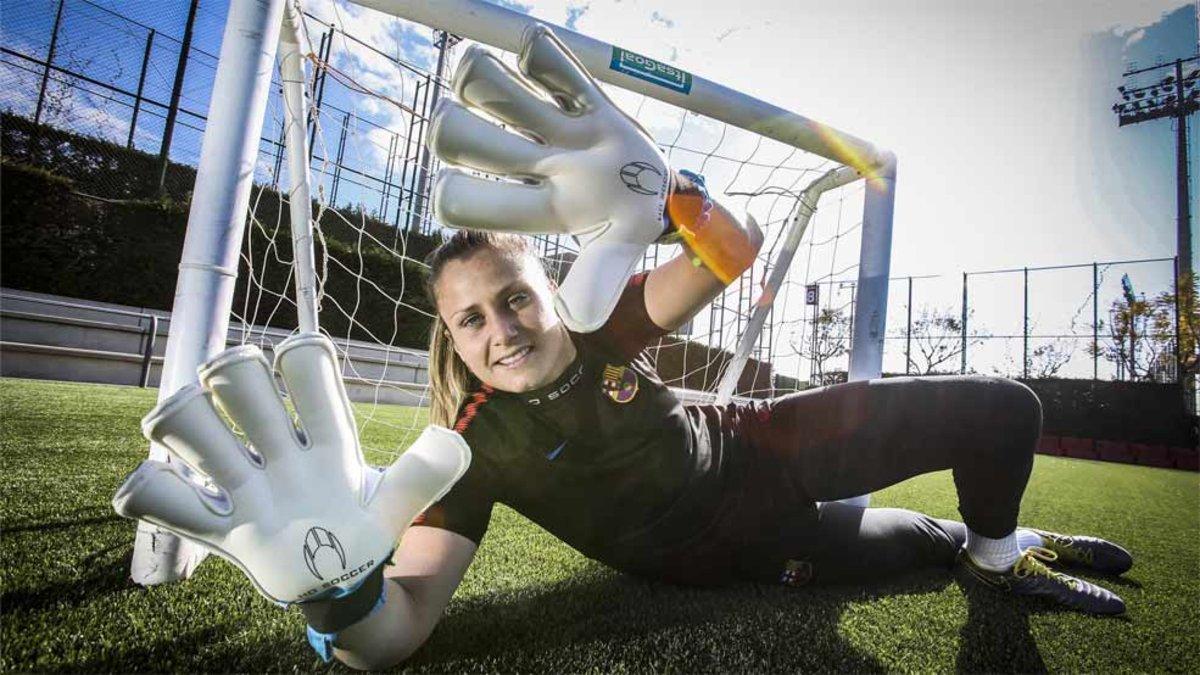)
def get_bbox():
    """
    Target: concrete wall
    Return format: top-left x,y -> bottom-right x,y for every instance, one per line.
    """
0,288 -> 431,406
